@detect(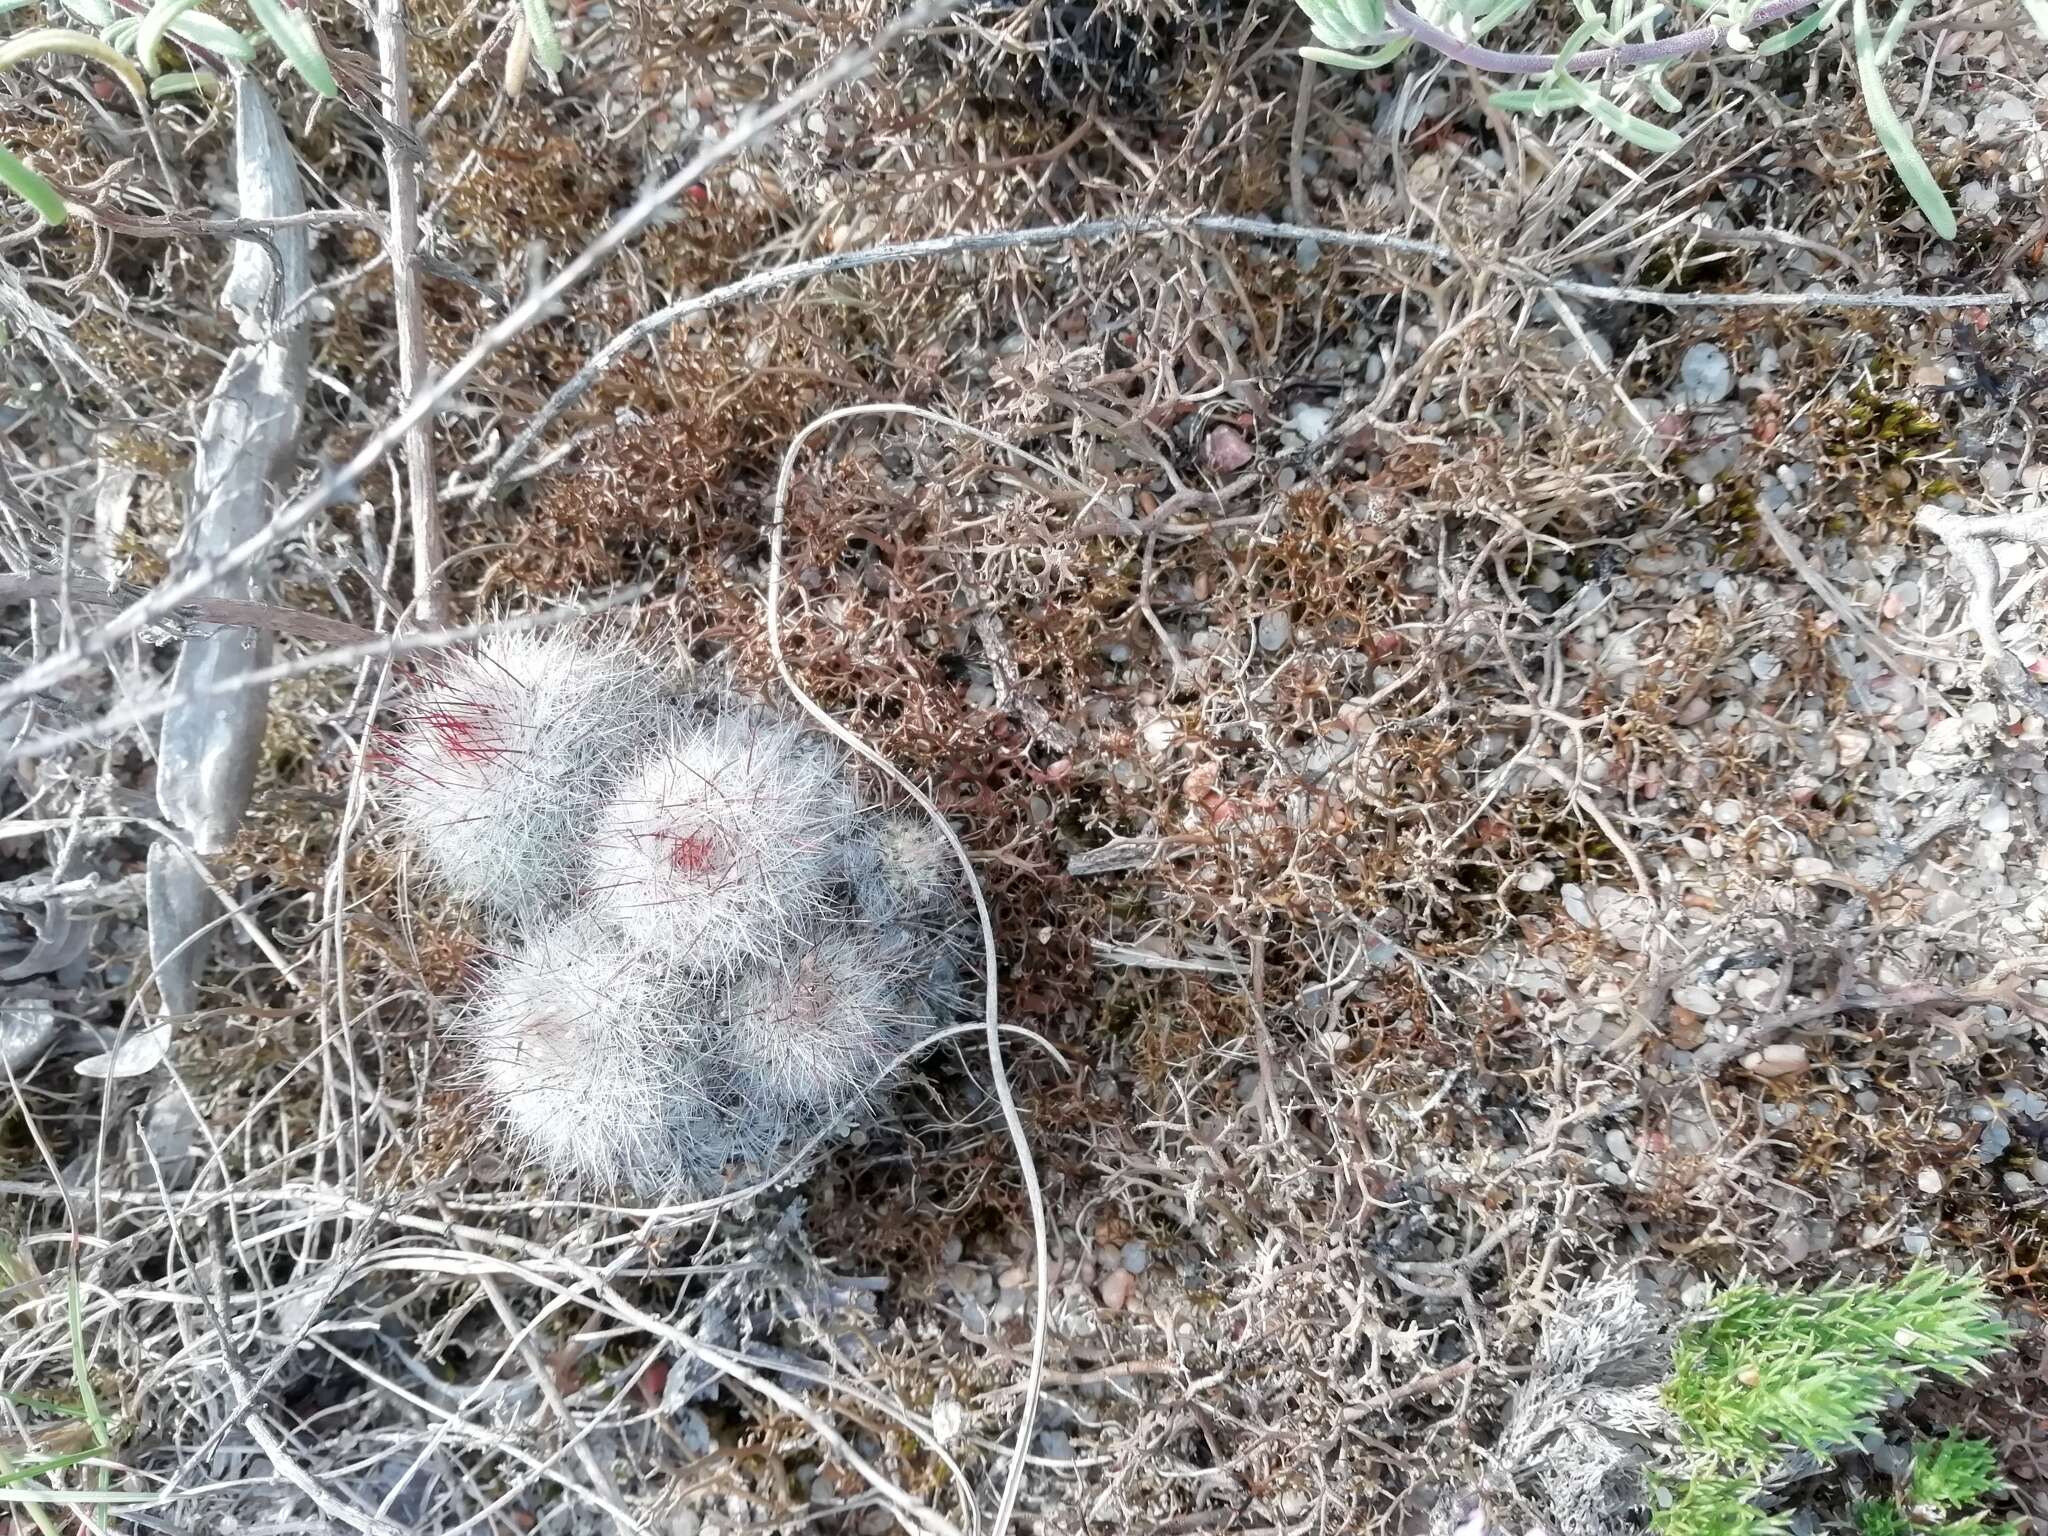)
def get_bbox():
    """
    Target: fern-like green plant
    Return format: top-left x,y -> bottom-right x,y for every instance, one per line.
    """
1856,1498 -> 1915,1536
1651,1473 -> 1792,1536
1652,1266 -> 2010,1536
1911,1437 -> 2003,1512
1288,0 -> 2044,239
